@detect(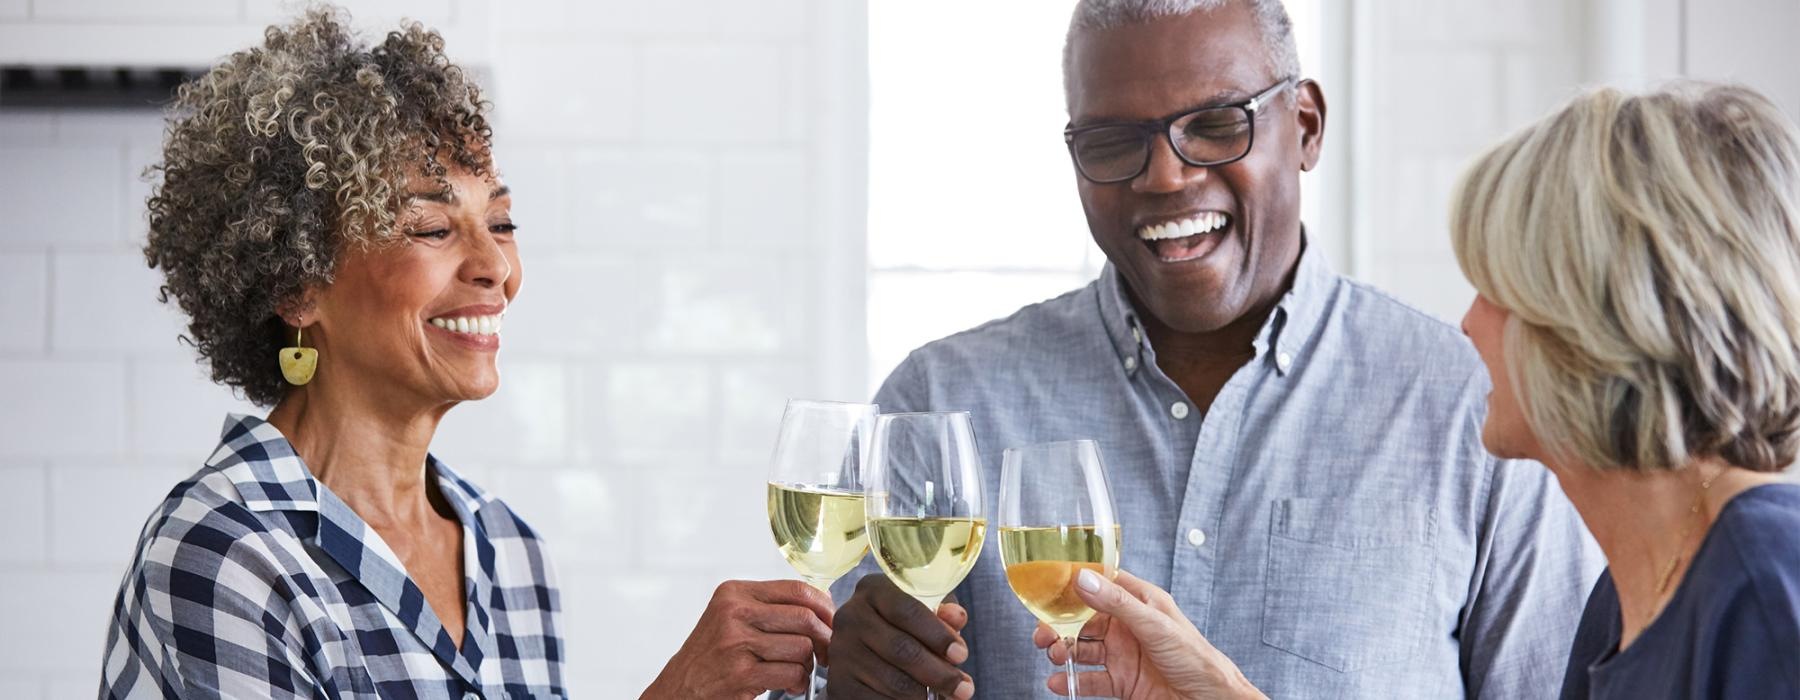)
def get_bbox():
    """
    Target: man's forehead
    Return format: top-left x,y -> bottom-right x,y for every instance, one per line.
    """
1067,5 -> 1271,109
1068,40 -> 1270,120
